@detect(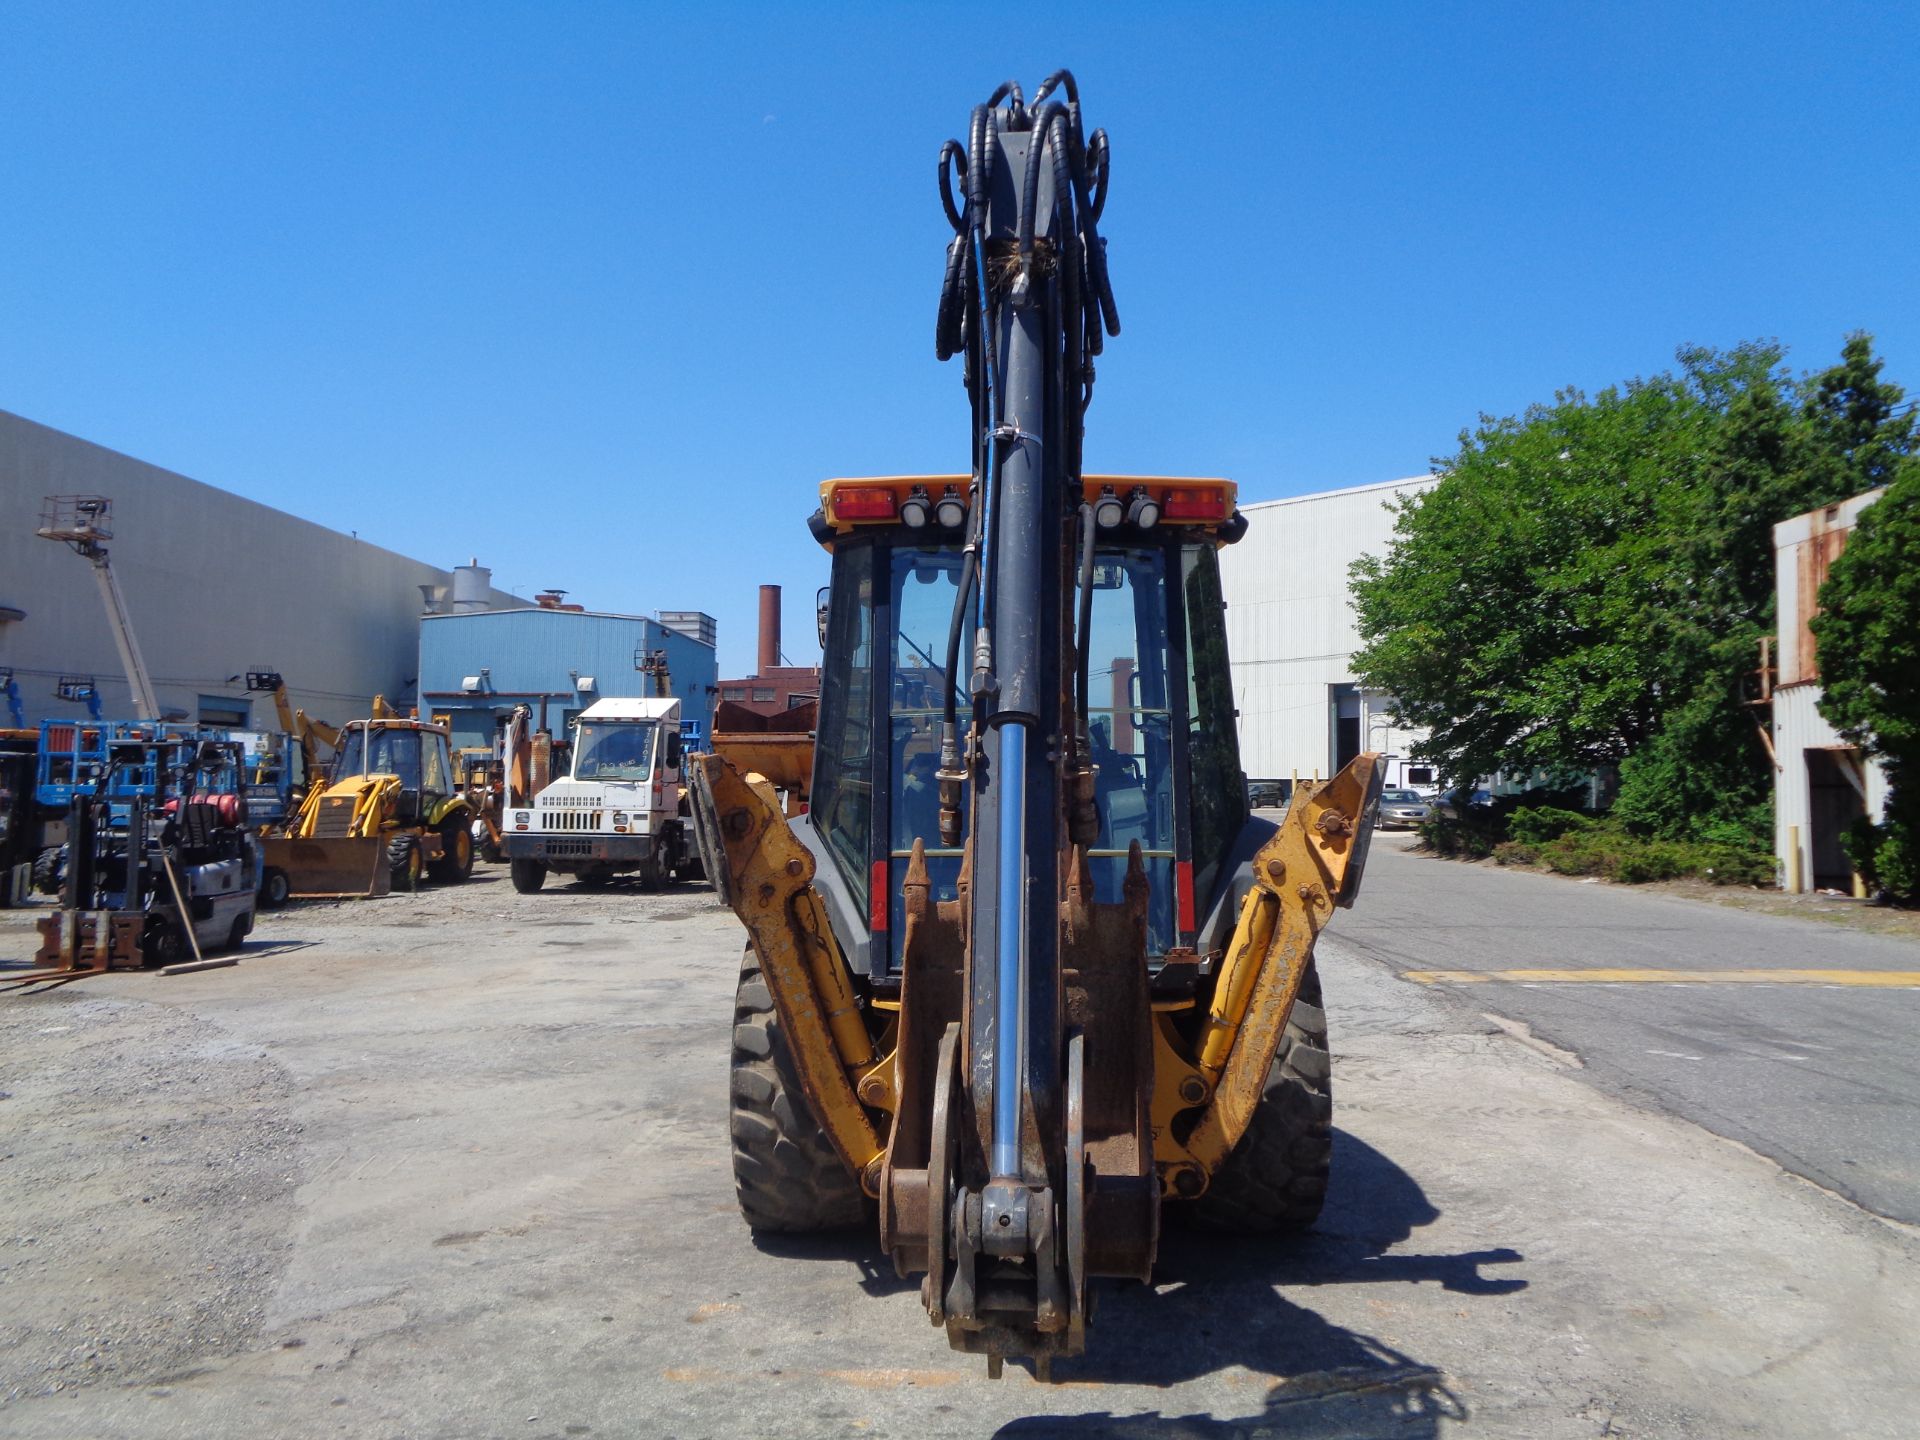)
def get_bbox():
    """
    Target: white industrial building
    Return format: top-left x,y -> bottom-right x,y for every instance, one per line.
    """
1218,475 -> 1437,788
1771,489 -> 1889,893
0,409 -> 520,730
